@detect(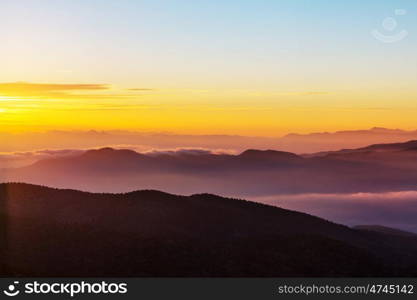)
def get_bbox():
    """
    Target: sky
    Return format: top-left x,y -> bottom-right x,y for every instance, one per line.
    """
1,0 -> 416,136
